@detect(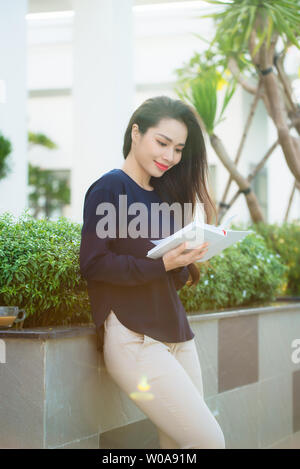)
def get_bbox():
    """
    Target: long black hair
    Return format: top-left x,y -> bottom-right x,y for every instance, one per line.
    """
123,95 -> 217,287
